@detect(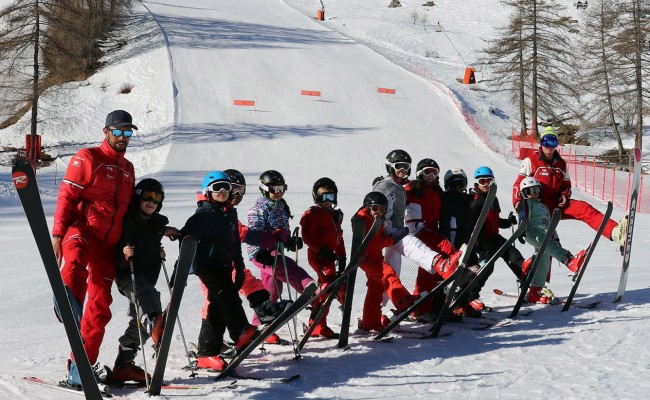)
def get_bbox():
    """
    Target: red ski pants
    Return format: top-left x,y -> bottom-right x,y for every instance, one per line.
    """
60,226 -> 115,364
560,199 -> 617,239
360,261 -> 411,329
